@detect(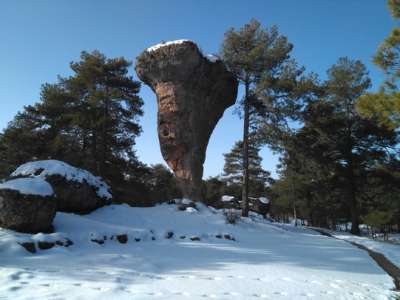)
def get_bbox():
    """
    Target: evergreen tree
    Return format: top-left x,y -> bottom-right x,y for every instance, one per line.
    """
356,0 -> 400,129
357,92 -> 400,129
291,58 -> 398,234
202,176 -> 227,205
221,19 -> 298,216
0,51 -> 144,190
145,164 -> 181,203
222,140 -> 271,198
374,0 -> 400,89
